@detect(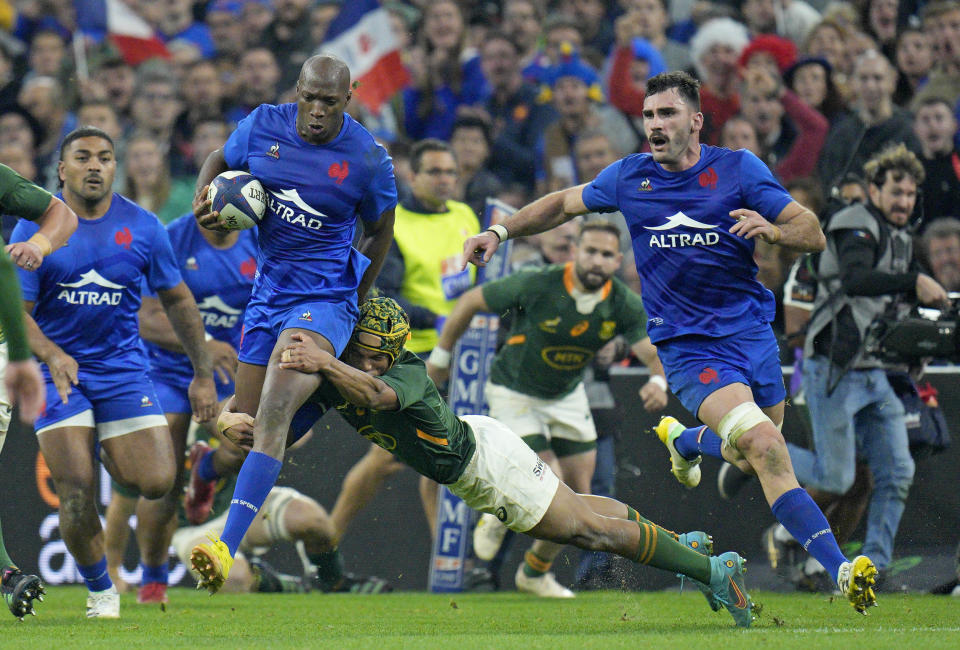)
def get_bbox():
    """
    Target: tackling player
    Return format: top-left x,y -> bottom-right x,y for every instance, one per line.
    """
0,162 -> 77,620
212,297 -> 756,627
11,128 -> 217,618
189,55 -> 396,582
461,71 -> 879,615
427,220 -> 668,597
